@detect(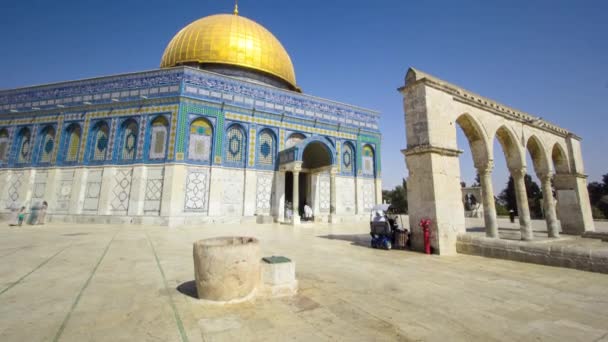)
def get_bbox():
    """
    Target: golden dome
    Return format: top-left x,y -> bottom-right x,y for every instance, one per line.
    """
160,13 -> 297,90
